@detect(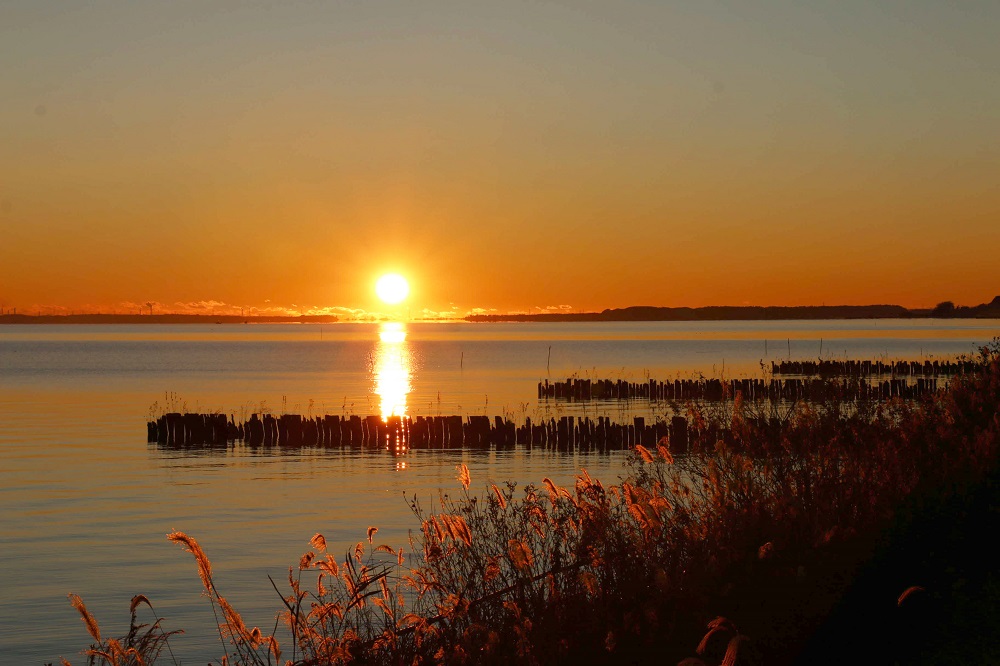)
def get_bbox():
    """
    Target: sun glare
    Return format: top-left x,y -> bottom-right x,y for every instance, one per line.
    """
375,322 -> 410,420
375,273 -> 410,305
